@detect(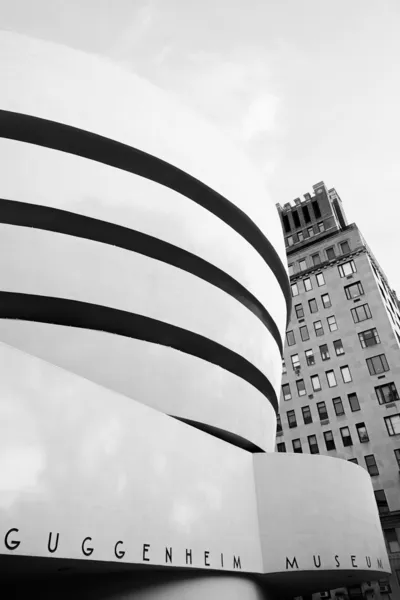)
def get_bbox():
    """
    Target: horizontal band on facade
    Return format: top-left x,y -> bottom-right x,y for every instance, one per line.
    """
0,198 -> 283,355
0,109 -> 291,325
0,292 -> 279,413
